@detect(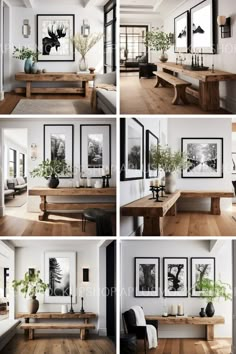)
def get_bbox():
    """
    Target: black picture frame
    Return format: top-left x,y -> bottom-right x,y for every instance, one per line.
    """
37,14 -> 75,62
134,257 -> 160,298
120,118 -> 144,181
190,0 -> 216,54
174,11 -> 190,53
181,137 -> 223,179
190,257 -> 215,297
146,130 -> 159,179
232,153 -> 236,174
44,124 -> 74,179
80,124 -> 111,179
163,257 -> 188,298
